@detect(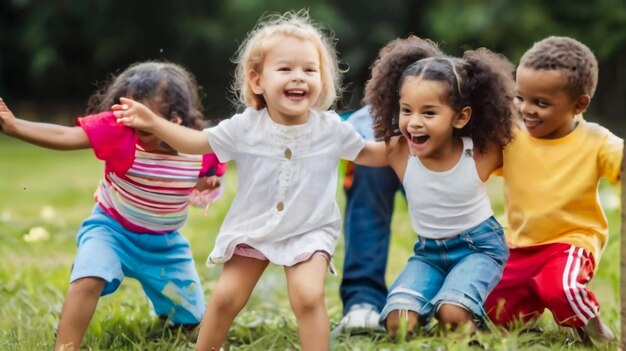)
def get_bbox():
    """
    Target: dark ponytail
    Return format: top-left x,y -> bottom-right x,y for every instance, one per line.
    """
461,49 -> 516,153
